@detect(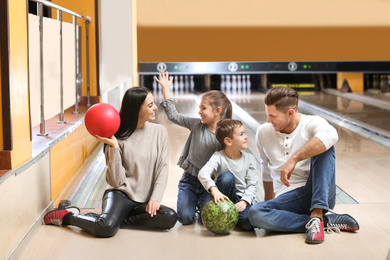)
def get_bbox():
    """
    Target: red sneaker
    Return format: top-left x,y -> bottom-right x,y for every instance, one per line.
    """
305,217 -> 324,244
43,209 -> 72,226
